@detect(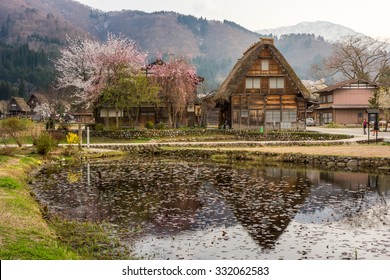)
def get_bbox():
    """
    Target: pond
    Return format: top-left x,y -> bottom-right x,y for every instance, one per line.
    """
31,158 -> 390,260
